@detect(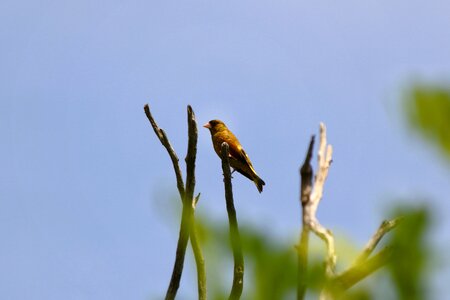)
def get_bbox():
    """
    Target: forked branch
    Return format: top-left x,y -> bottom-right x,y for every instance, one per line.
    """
353,218 -> 402,267
297,123 -> 402,300
299,123 -> 335,280
144,104 -> 205,300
